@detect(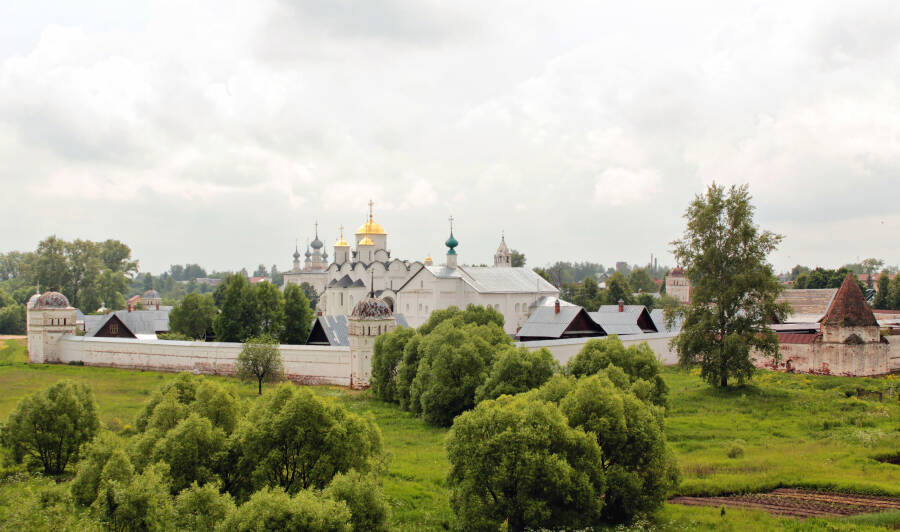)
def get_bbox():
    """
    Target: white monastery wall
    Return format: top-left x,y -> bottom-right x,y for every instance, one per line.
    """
754,340 -> 889,377
518,333 -> 679,366
57,336 -> 352,386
